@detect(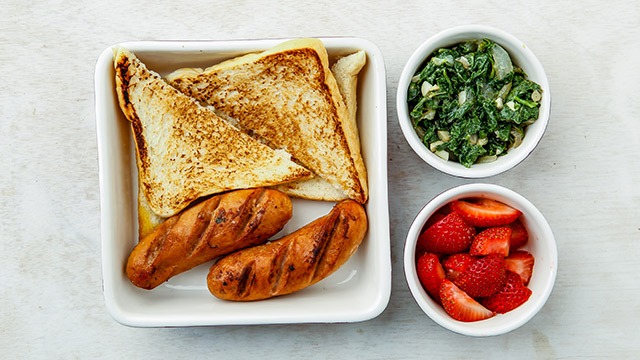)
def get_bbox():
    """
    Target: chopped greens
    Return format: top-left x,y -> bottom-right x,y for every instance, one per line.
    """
408,39 -> 543,168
